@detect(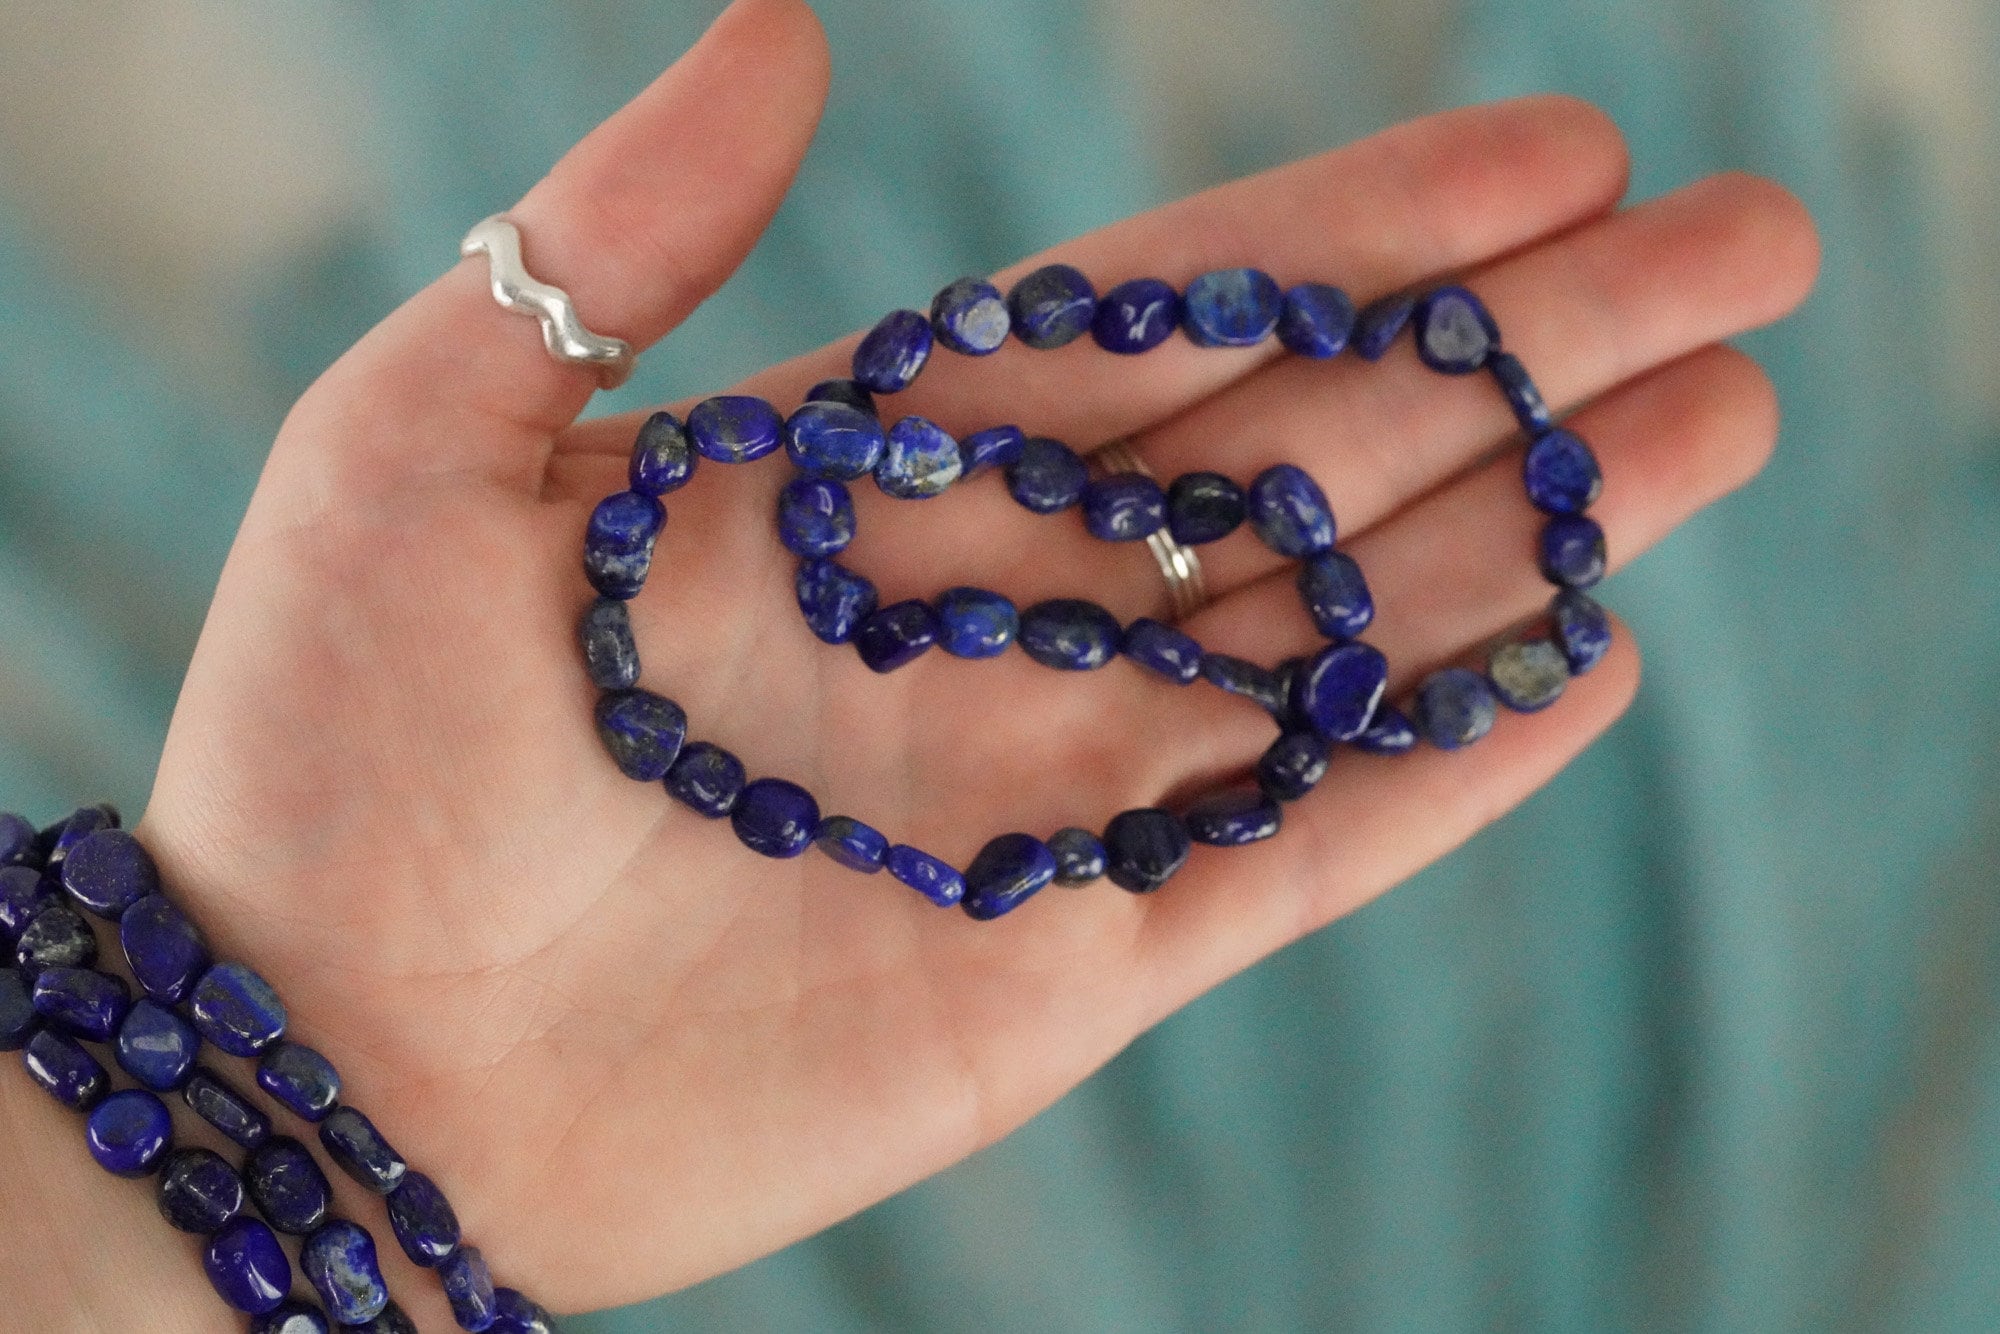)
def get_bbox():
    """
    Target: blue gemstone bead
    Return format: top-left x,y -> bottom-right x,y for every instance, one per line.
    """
806,377 -> 877,417
0,812 -> 34,868
1353,292 -> 1415,360
1277,283 -> 1357,358
1413,668 -> 1499,749
1103,809 -> 1192,893
594,688 -> 688,781
795,558 -> 879,645
664,742 -> 747,818
1413,285 -> 1501,373
885,846 -> 965,907
1091,277 -> 1181,354
815,816 -> 888,873
60,828 -> 158,920
1082,473 -> 1167,541
1199,654 -> 1286,716
257,1041 -> 341,1121
116,997 -> 200,1091
0,967 -> 33,1050
442,1245 -> 500,1331
1019,599 -> 1122,670
387,1170 -> 463,1267
47,804 -> 118,869
185,1067 -> 272,1149
930,277 -> 1011,355
1523,428 -> 1604,515
628,411 -> 696,496
23,1027 -> 108,1110
1165,471 -> 1246,544
854,599 -> 939,673
320,1106 -> 406,1193
731,778 -> 821,859
777,477 -> 857,558
86,1089 -> 173,1176
353,1302 -> 420,1334
961,834 -> 1058,920
1489,638 -> 1571,713
204,1216 -> 292,1315
1353,703 -> 1419,755
1296,550 -> 1374,640
783,401 -> 886,480
1121,618 -> 1202,684
935,587 -> 1018,658
1247,464 -> 1336,557
959,424 -> 1027,477
16,900 -> 96,973
252,1301 -> 332,1334
578,598 -> 640,691
190,961 -> 287,1057
118,893 -> 209,1003
1007,264 -> 1097,349
0,866 -> 55,943
1047,828 -> 1108,886
247,1136 -> 334,1234
157,1146 -> 245,1232
852,309 -> 934,394
1292,642 -> 1389,742
1183,267 -> 1282,347
876,416 -> 963,498
302,1219 -> 390,1325
1004,436 -> 1089,513
33,965 -> 130,1041
1257,731 -> 1332,801
582,490 -> 666,600
1540,514 -> 1607,589
1487,352 -> 1552,433
490,1289 -> 558,1334
688,395 -> 783,463
1183,787 -> 1283,846
1552,589 -> 1613,674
